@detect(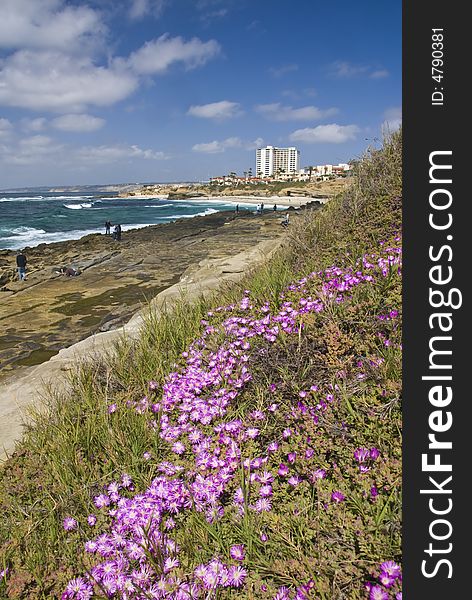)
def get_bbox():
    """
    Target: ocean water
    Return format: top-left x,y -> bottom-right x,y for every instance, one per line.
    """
0,188 -> 247,250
